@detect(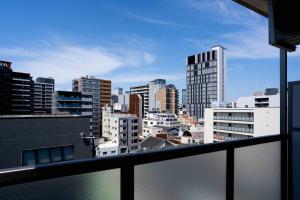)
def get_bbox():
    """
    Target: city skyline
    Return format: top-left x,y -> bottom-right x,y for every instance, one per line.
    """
1,0 -> 300,102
